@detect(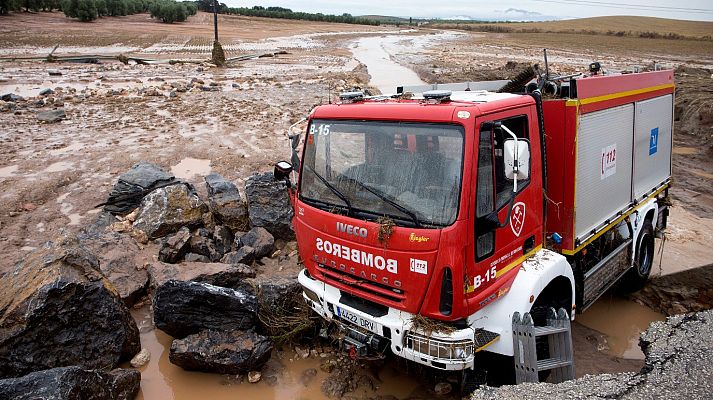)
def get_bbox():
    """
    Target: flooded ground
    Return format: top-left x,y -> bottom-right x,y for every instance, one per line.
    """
2,11 -> 711,399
